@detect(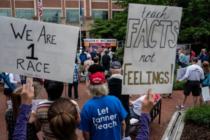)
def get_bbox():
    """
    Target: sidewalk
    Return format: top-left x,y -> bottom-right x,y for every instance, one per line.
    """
0,82 -> 196,140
